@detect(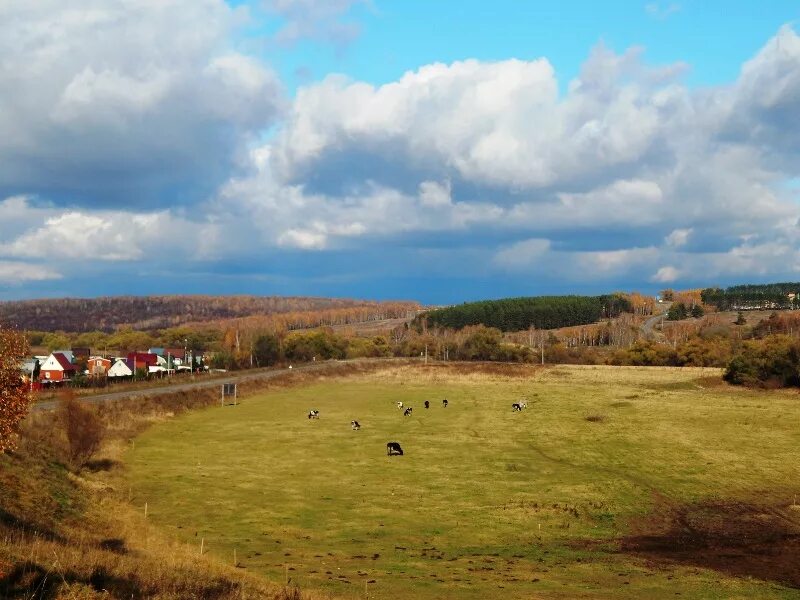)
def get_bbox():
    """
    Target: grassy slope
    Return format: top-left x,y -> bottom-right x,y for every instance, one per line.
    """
125,364 -> 800,599
0,390 -> 335,600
